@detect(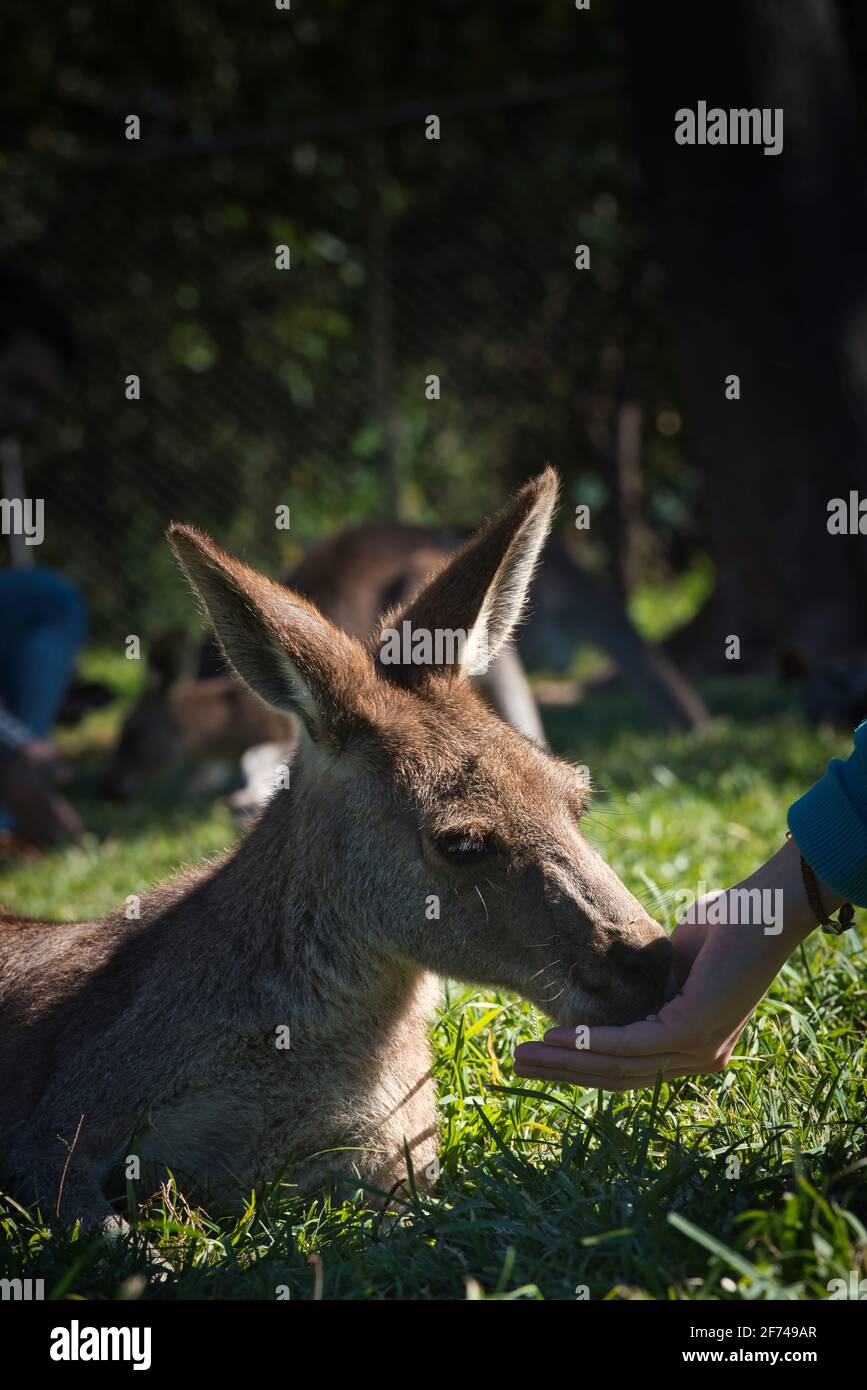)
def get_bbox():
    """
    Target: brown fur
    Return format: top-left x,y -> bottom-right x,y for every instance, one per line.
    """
0,470 -> 670,1230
